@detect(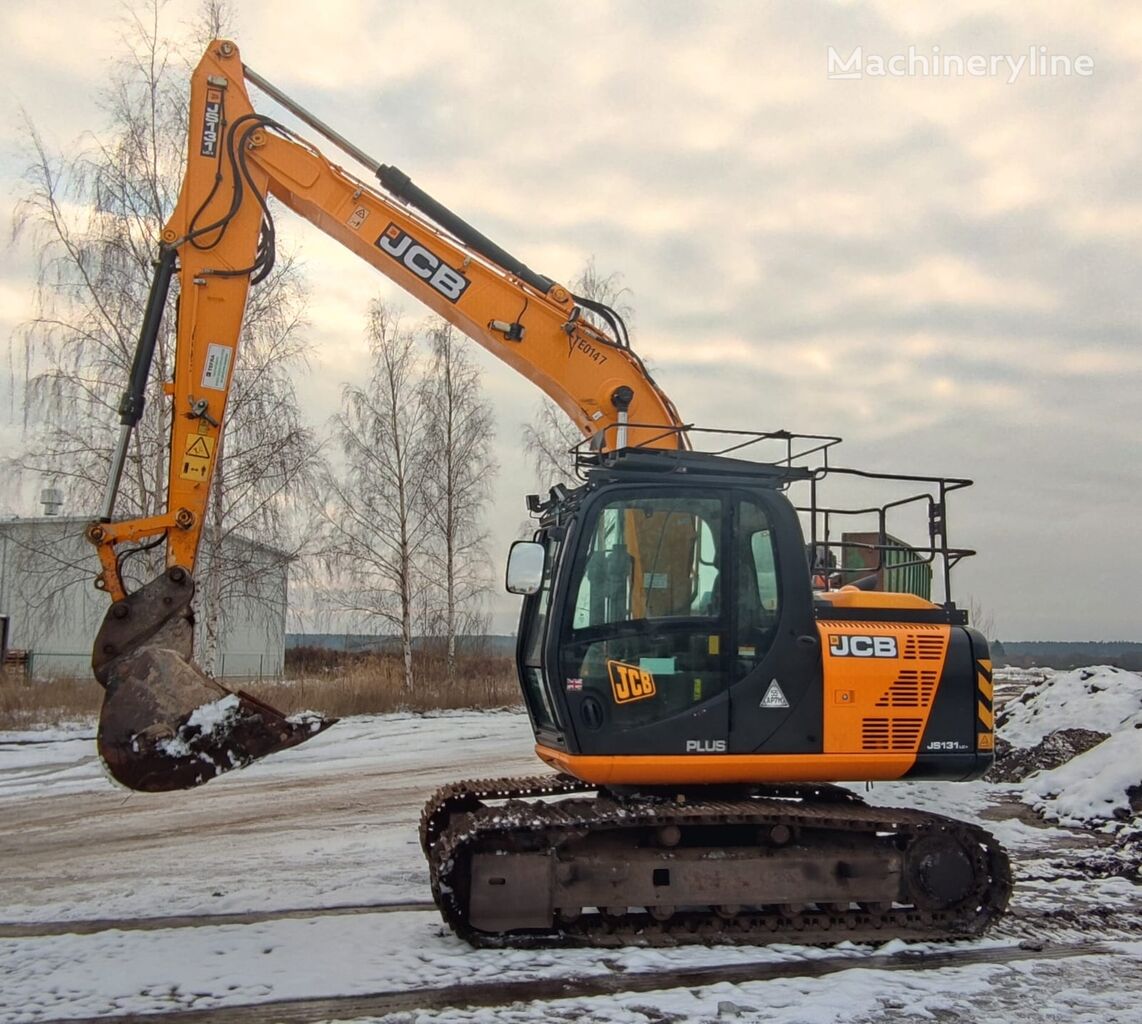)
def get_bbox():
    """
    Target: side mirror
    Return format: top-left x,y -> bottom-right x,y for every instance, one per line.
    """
506,541 -> 546,595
